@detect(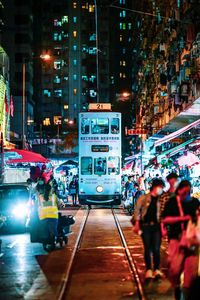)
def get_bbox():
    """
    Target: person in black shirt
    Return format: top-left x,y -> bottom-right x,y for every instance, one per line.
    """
134,179 -> 165,279
162,180 -> 200,300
